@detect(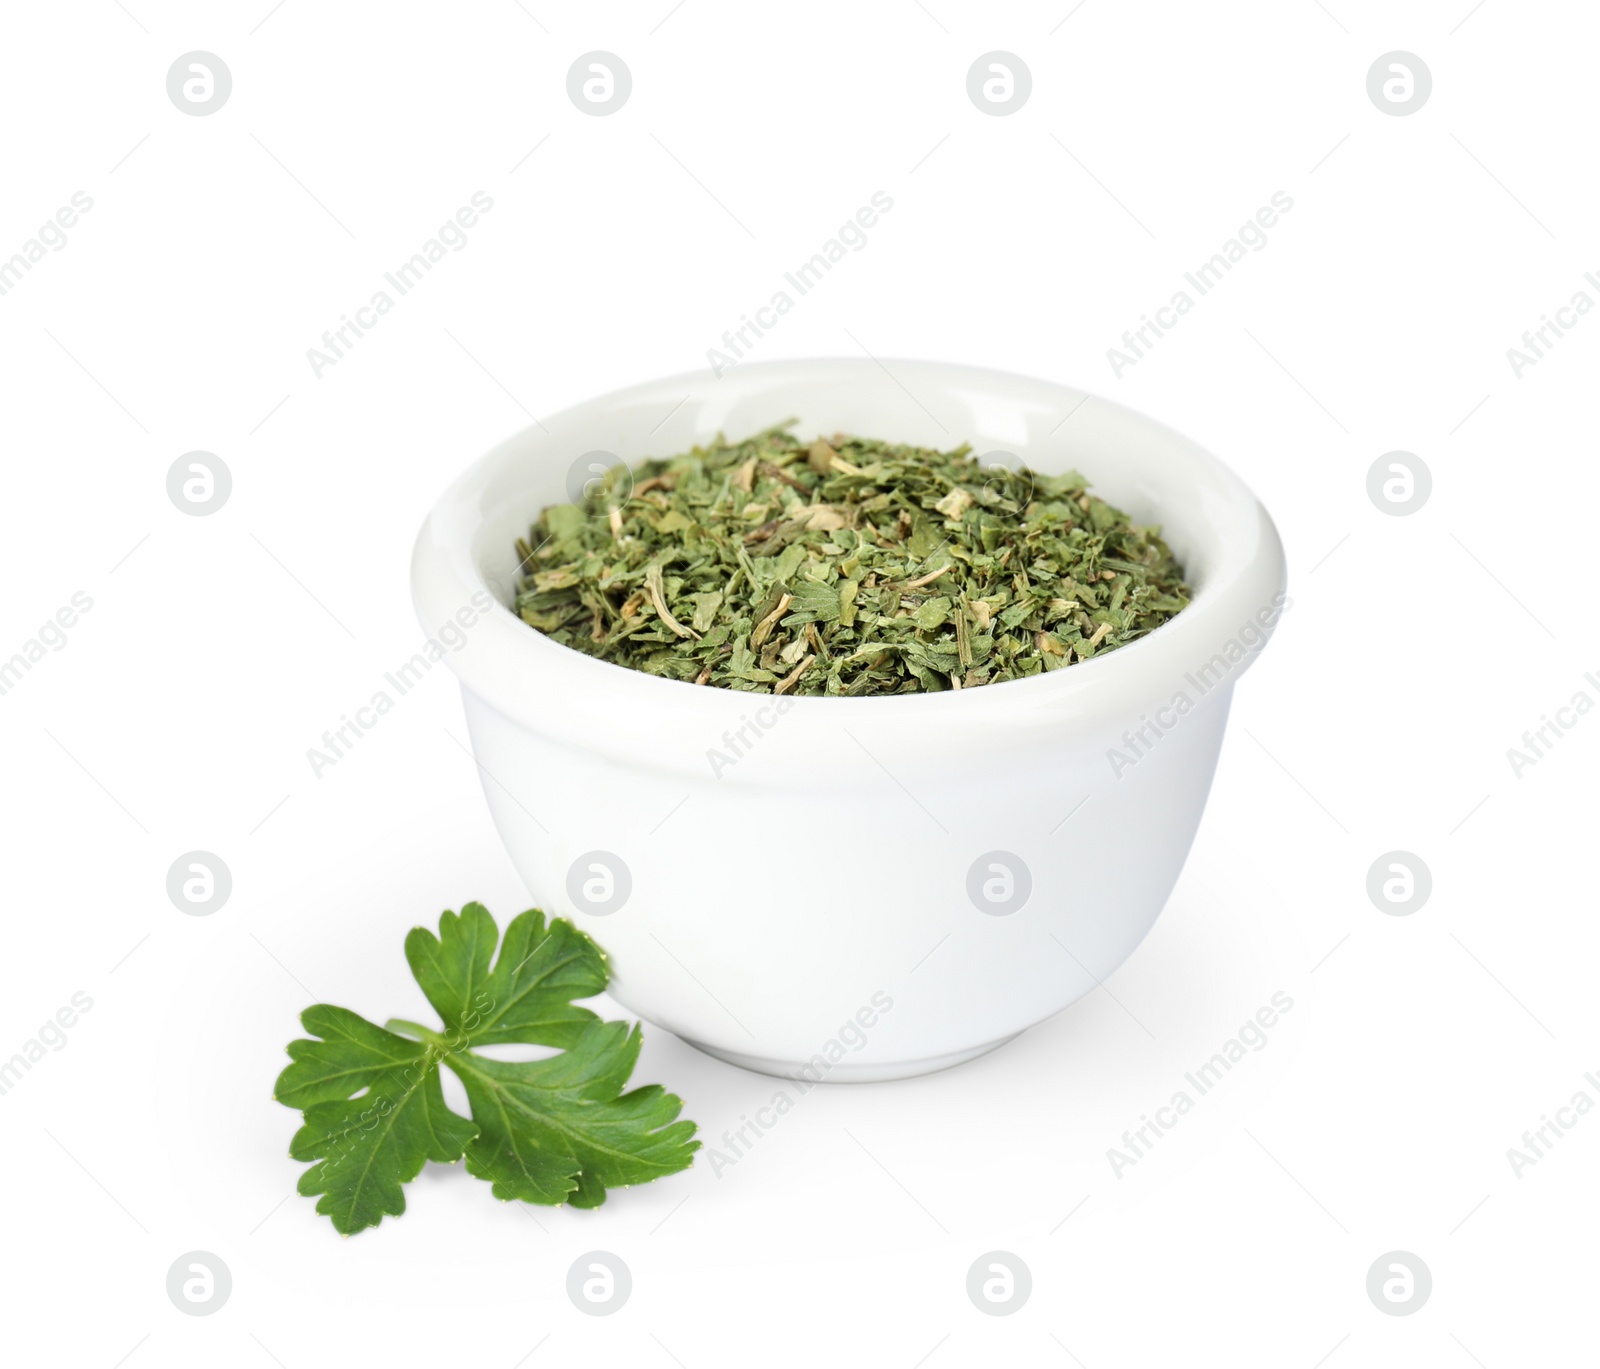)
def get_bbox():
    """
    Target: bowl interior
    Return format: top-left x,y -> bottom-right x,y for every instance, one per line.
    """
460,359 -> 1253,615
